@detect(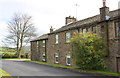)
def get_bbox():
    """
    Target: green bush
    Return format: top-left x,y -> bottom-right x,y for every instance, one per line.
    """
2,53 -> 17,58
71,32 -> 106,70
